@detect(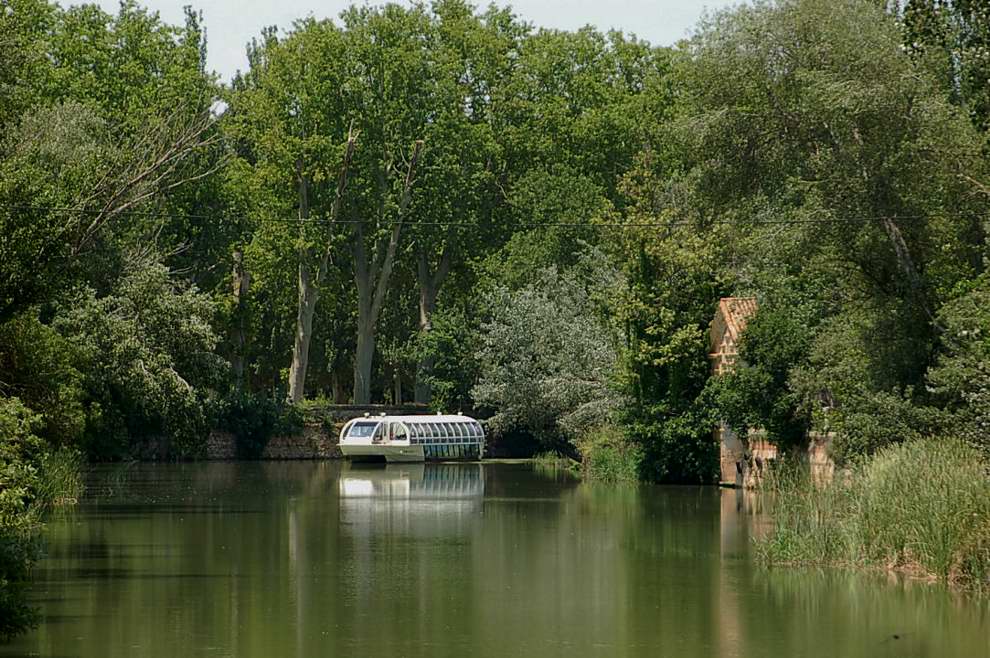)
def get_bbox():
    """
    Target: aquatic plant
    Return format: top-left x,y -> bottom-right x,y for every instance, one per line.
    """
577,426 -> 643,484
758,438 -> 990,592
